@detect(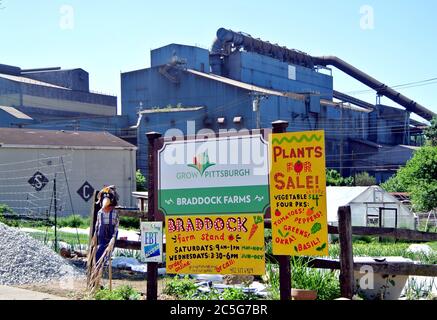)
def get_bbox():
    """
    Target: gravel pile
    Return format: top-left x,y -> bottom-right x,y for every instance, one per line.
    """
0,222 -> 84,286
